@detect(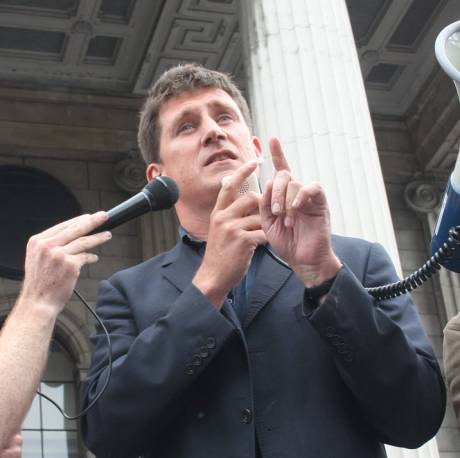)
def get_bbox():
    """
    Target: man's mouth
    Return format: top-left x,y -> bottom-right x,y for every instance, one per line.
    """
204,151 -> 237,166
